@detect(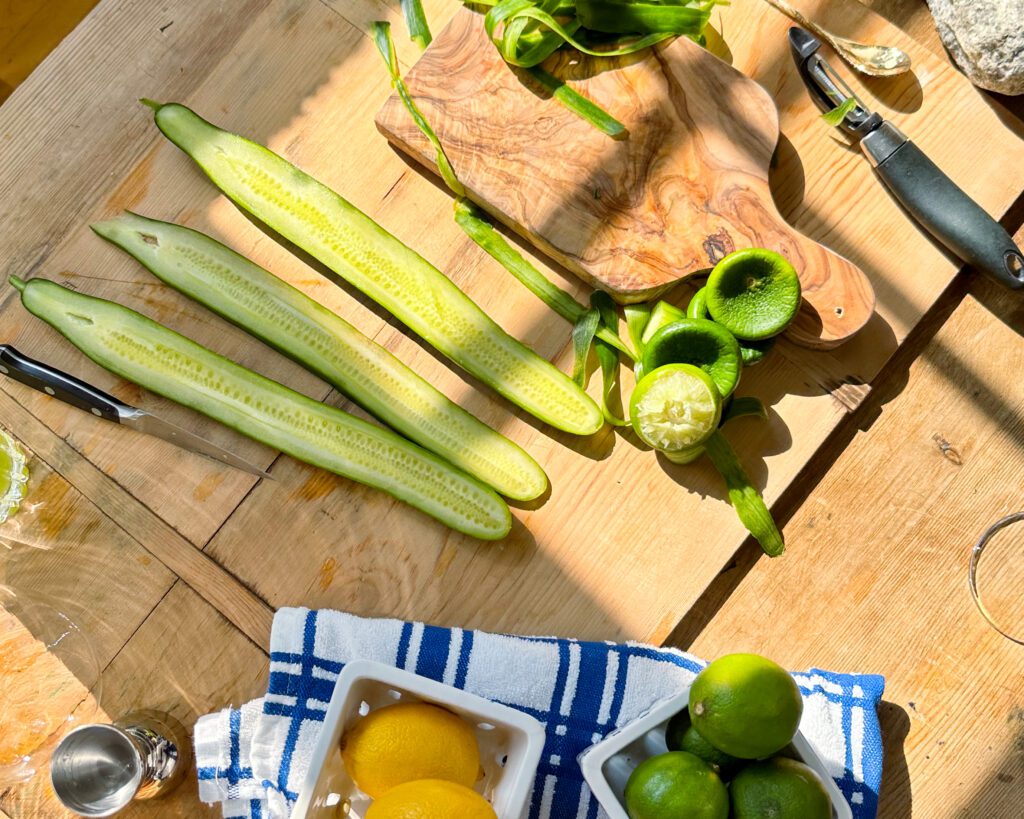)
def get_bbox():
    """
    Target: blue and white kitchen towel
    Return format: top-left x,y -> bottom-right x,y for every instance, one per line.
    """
194,608 -> 886,819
